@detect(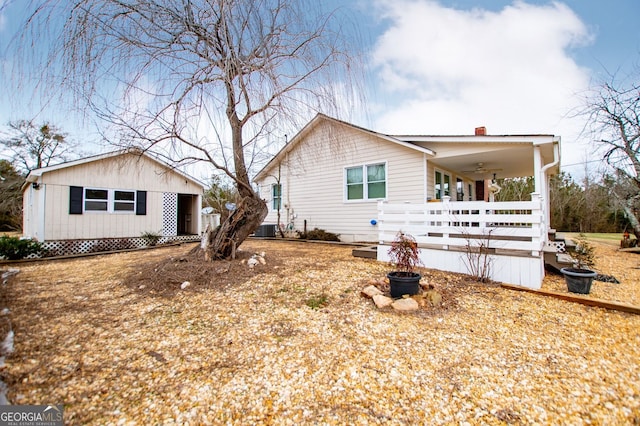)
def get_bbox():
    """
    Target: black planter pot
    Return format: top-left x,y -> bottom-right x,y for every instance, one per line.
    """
387,271 -> 421,298
560,267 -> 597,294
